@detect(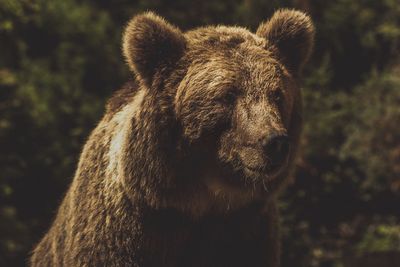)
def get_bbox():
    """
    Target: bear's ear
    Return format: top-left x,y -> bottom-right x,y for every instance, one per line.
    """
122,12 -> 186,87
256,9 -> 315,74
